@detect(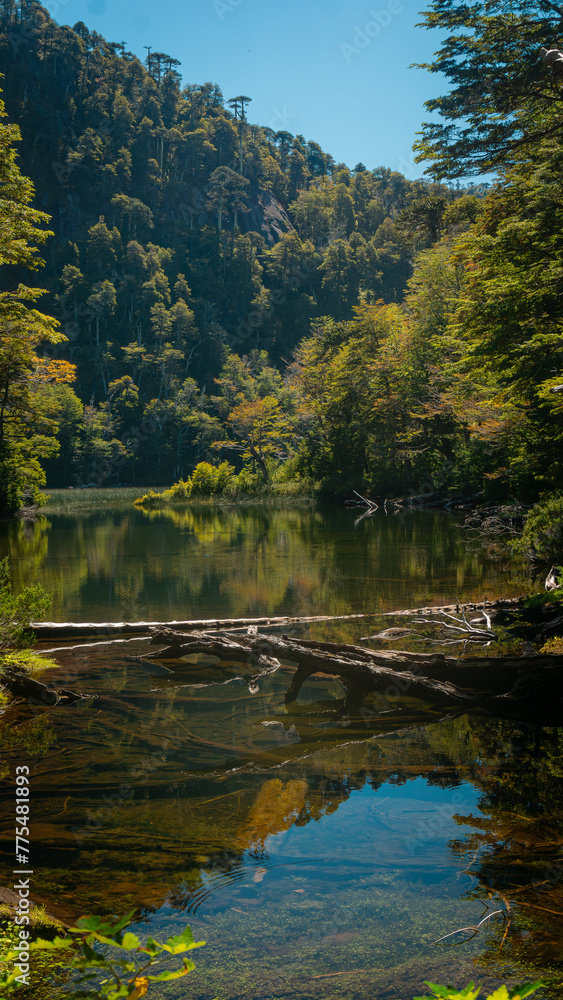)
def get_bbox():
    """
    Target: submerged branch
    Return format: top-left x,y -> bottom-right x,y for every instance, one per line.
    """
143,625 -> 563,724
